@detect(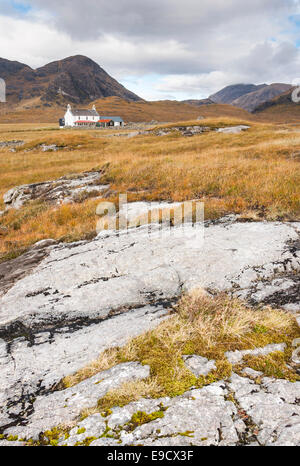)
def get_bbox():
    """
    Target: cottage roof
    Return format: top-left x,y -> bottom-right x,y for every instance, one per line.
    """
99,116 -> 124,122
71,109 -> 99,117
